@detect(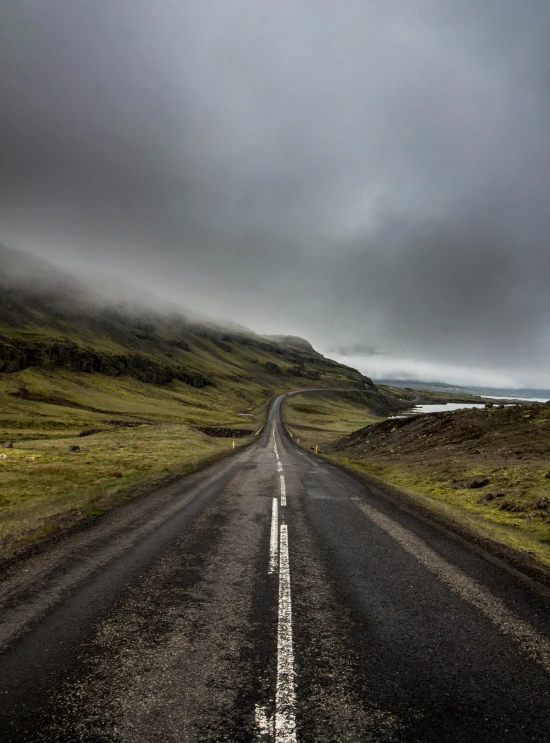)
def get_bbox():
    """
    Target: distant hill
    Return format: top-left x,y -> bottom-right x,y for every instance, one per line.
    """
0,243 -> 377,394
